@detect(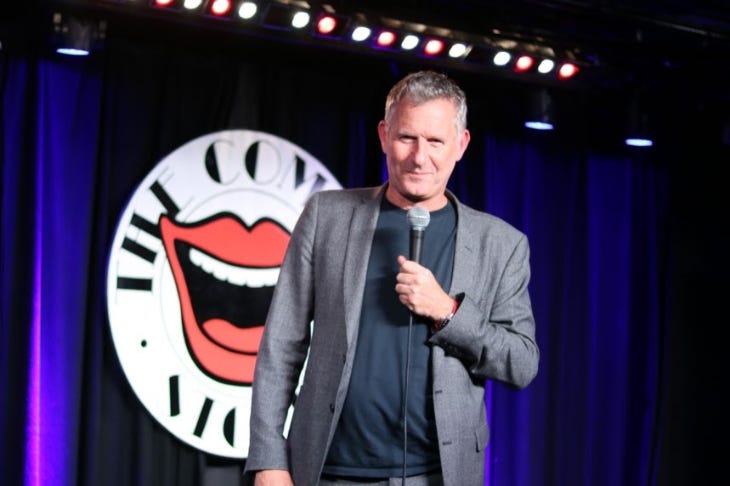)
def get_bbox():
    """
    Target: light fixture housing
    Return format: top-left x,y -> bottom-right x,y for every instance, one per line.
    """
524,88 -> 556,131
261,3 -> 309,30
51,12 -> 106,57
625,91 -> 654,147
